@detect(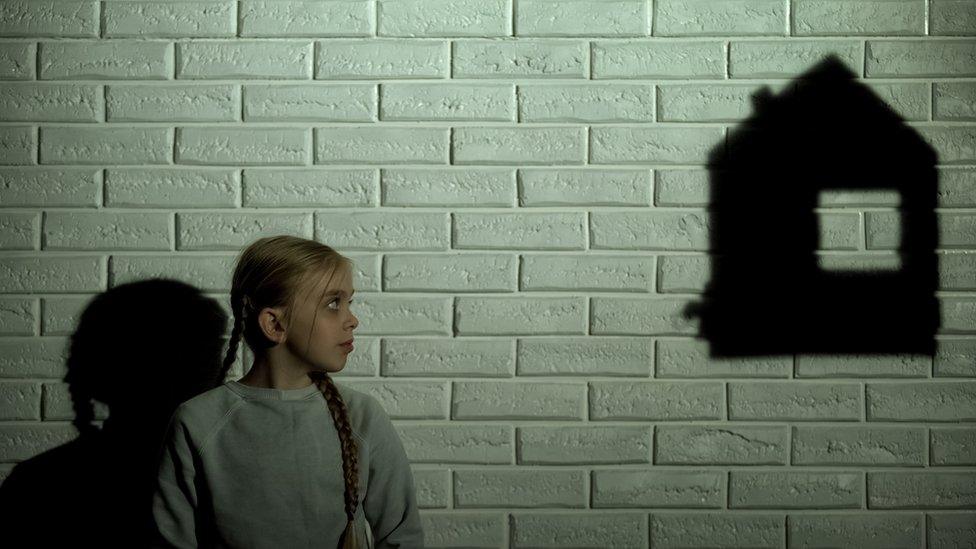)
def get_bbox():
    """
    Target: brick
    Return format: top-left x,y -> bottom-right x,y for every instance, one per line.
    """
866,40 -> 976,77
657,339 -> 792,378
315,126 -> 448,164
0,381 -> 41,420
866,381 -> 976,421
381,338 -> 513,377
730,40 -> 862,77
10,150 -> 83,191
867,211 -> 976,249
0,298 -> 36,335
453,381 -> 584,420
381,83 -> 514,121
729,381 -> 861,421
651,513 -> 783,547
0,424 -> 77,461
453,212 -> 585,250
657,254 -> 709,293
41,296 -> 89,335
411,468 -> 448,508
105,168 -> 238,208
379,0 -> 510,37
865,82 -> 929,121
590,127 -> 723,164
111,255 -> 236,292
796,354 -> 930,377
177,41 -> 312,79
518,83 -> 653,122
935,83 -> 976,121
655,425 -> 787,464
456,296 -> 585,335
516,0 -> 647,37
593,470 -> 724,508
341,380 -> 447,419
315,40 -> 448,79
43,211 -> 170,251
928,513 -> 976,548
107,84 -> 239,122
518,337 -> 653,377
592,40 -> 725,79
243,168 -> 374,207
519,168 -> 649,206
521,253 -> 652,291
818,212 -> 860,250
655,169 -> 710,206
934,338 -> 976,376
40,127 -> 171,165
104,1 -> 235,37
240,1 -> 372,37
0,1 -> 98,37
0,337 -> 69,378
730,471 -> 862,508
453,127 -> 585,165
654,0 -> 787,36
419,512 -> 505,547
658,84 -> 766,122
792,425 -> 926,465
789,514 -> 923,547
383,168 -> 513,207
590,211 -> 710,250
930,427 -> 976,465
917,127 -> 976,164
452,40 -> 586,79
400,425 -> 512,463
40,41 -> 172,80
592,297 -> 700,335
0,83 -> 100,122
0,126 -> 35,165
941,297 -> 976,333
519,425 -> 650,464
384,253 -> 515,292
43,381 -> 108,421
793,0 -> 924,35
176,127 -> 308,166
512,513 -> 646,547
244,84 -> 374,122
0,256 -> 103,293
177,212 -> 311,250
0,42 -> 35,80
455,468 -> 585,508
590,381 -> 723,420
349,296 -> 455,335
0,213 -> 36,250
868,472 -> 976,508
315,211 -> 449,250
930,0 -> 976,35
